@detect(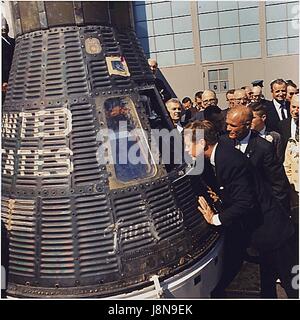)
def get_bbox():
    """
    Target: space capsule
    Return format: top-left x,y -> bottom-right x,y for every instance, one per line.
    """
1,1 -> 223,298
